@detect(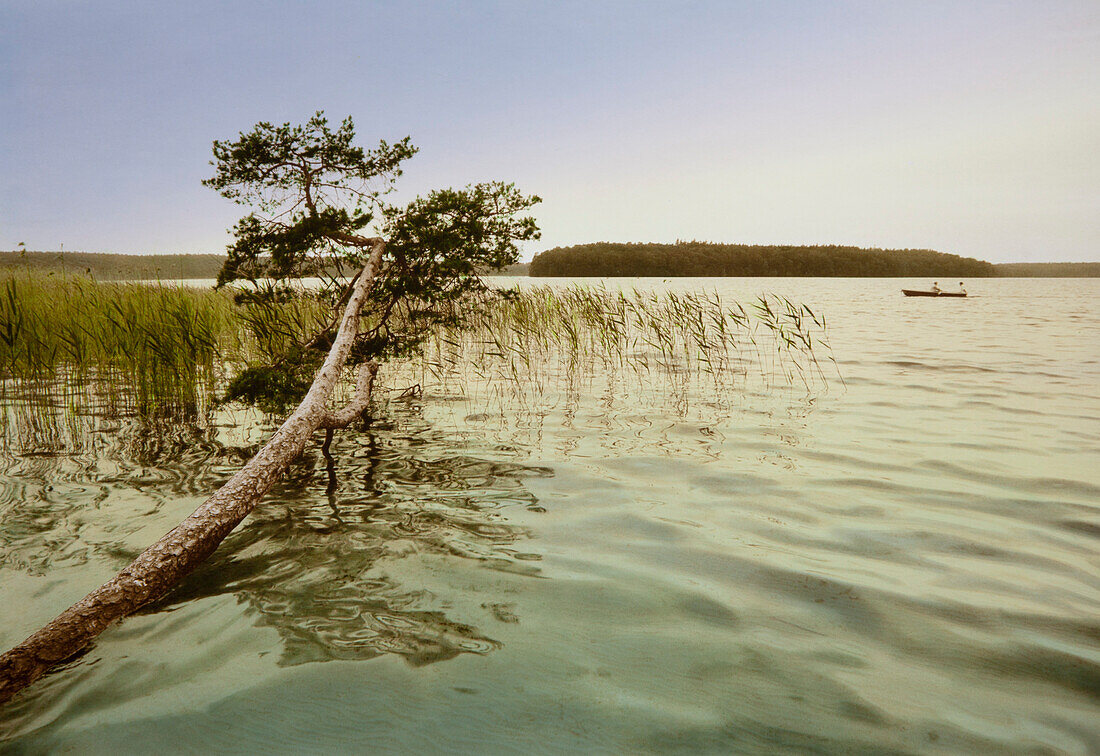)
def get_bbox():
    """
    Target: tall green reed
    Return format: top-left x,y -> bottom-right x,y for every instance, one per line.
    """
0,272 -> 238,419
0,273 -> 836,448
399,284 -> 835,416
